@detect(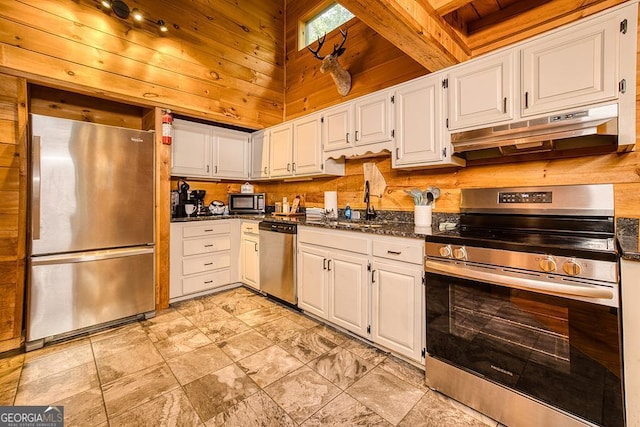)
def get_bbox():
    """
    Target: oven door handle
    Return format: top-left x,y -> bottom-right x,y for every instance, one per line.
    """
425,260 -> 615,302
